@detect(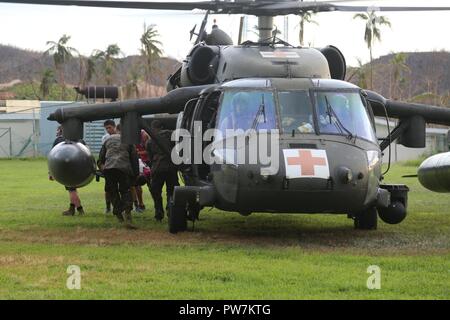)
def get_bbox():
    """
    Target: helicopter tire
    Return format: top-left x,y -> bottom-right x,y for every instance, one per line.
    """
353,207 -> 378,230
168,201 -> 188,234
